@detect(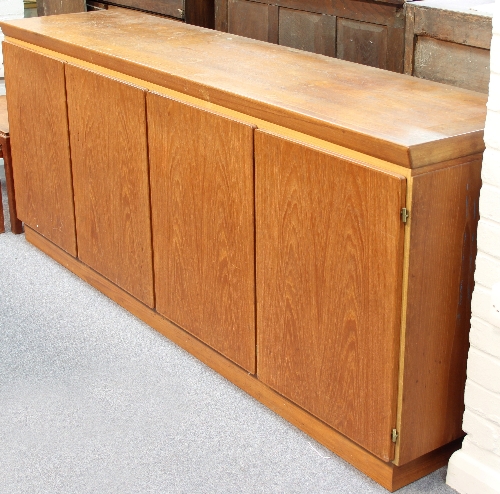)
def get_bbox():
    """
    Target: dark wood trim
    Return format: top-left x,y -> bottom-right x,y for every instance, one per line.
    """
215,0 -> 228,31
403,3 -> 415,75
247,0 -> 404,27
413,5 -> 492,49
268,4 -> 279,44
0,134 -> 23,234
